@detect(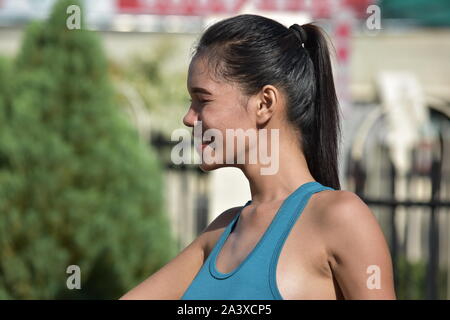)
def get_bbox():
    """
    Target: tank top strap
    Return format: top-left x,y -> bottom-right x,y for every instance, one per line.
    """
257,181 -> 334,254
220,200 -> 252,242
208,200 -> 253,271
